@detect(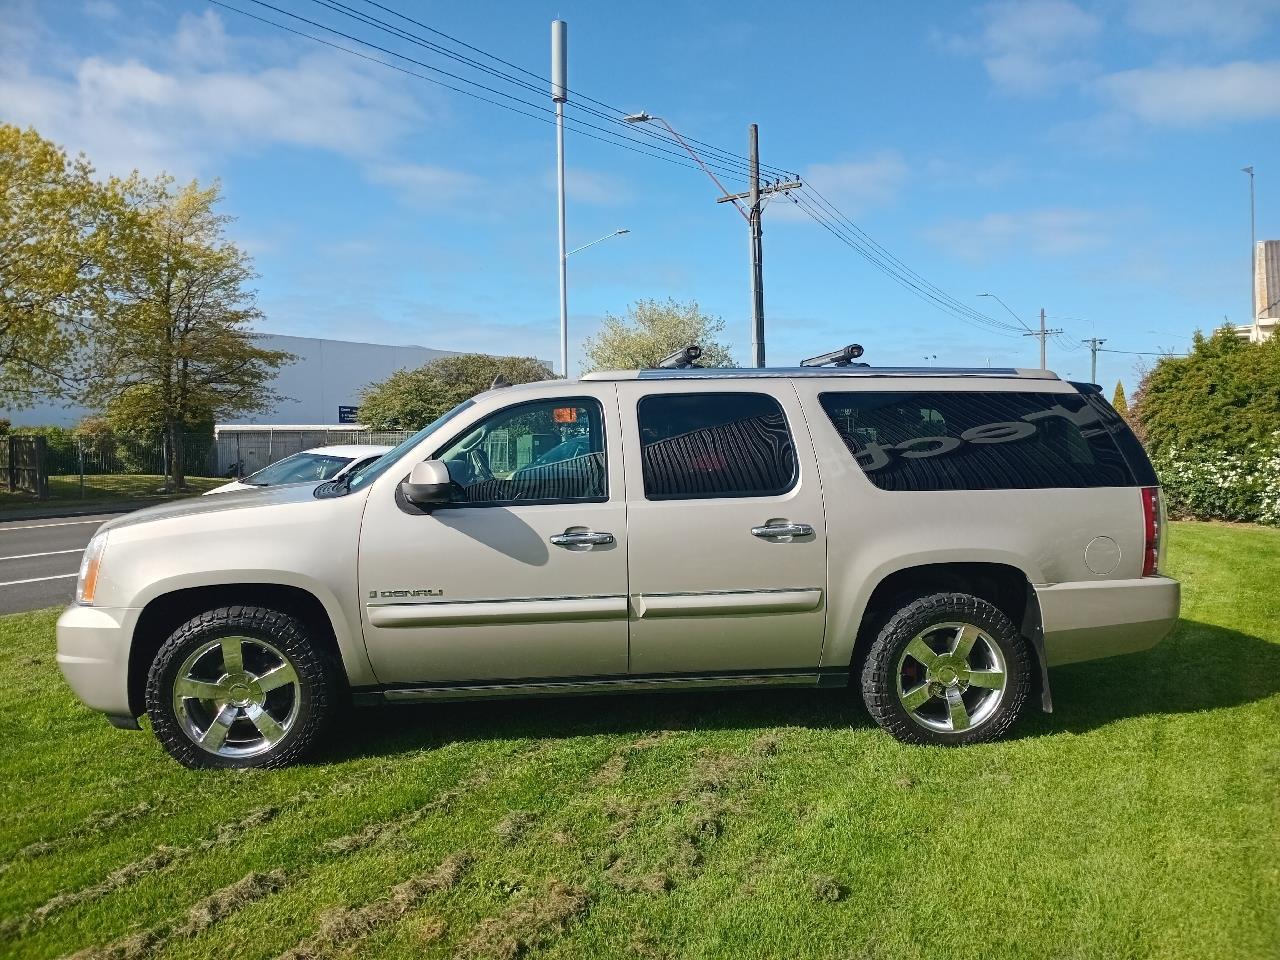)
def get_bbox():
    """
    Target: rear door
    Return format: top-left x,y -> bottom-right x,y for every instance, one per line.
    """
616,381 -> 828,676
